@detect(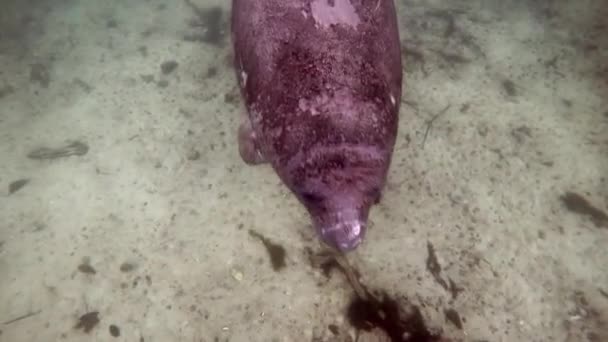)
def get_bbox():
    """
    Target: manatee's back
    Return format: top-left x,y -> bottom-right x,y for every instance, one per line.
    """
231,0 -> 402,172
